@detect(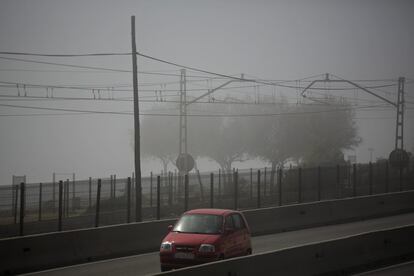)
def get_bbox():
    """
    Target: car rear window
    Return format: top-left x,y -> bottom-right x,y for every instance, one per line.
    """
173,214 -> 223,234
